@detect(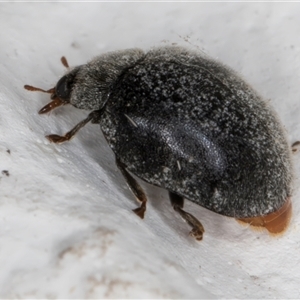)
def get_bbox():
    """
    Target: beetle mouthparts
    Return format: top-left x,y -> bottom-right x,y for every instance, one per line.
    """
24,84 -> 63,114
237,197 -> 292,235
38,98 -> 64,114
